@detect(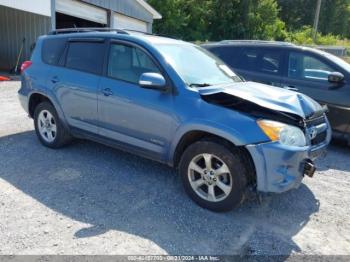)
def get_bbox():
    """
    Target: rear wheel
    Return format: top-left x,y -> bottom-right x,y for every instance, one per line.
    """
179,140 -> 249,212
34,102 -> 72,148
